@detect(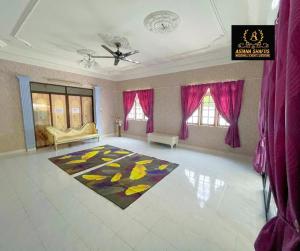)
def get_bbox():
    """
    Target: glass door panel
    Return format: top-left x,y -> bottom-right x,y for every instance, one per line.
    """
68,95 -> 82,128
51,94 -> 67,130
81,96 -> 93,124
32,93 -> 52,147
